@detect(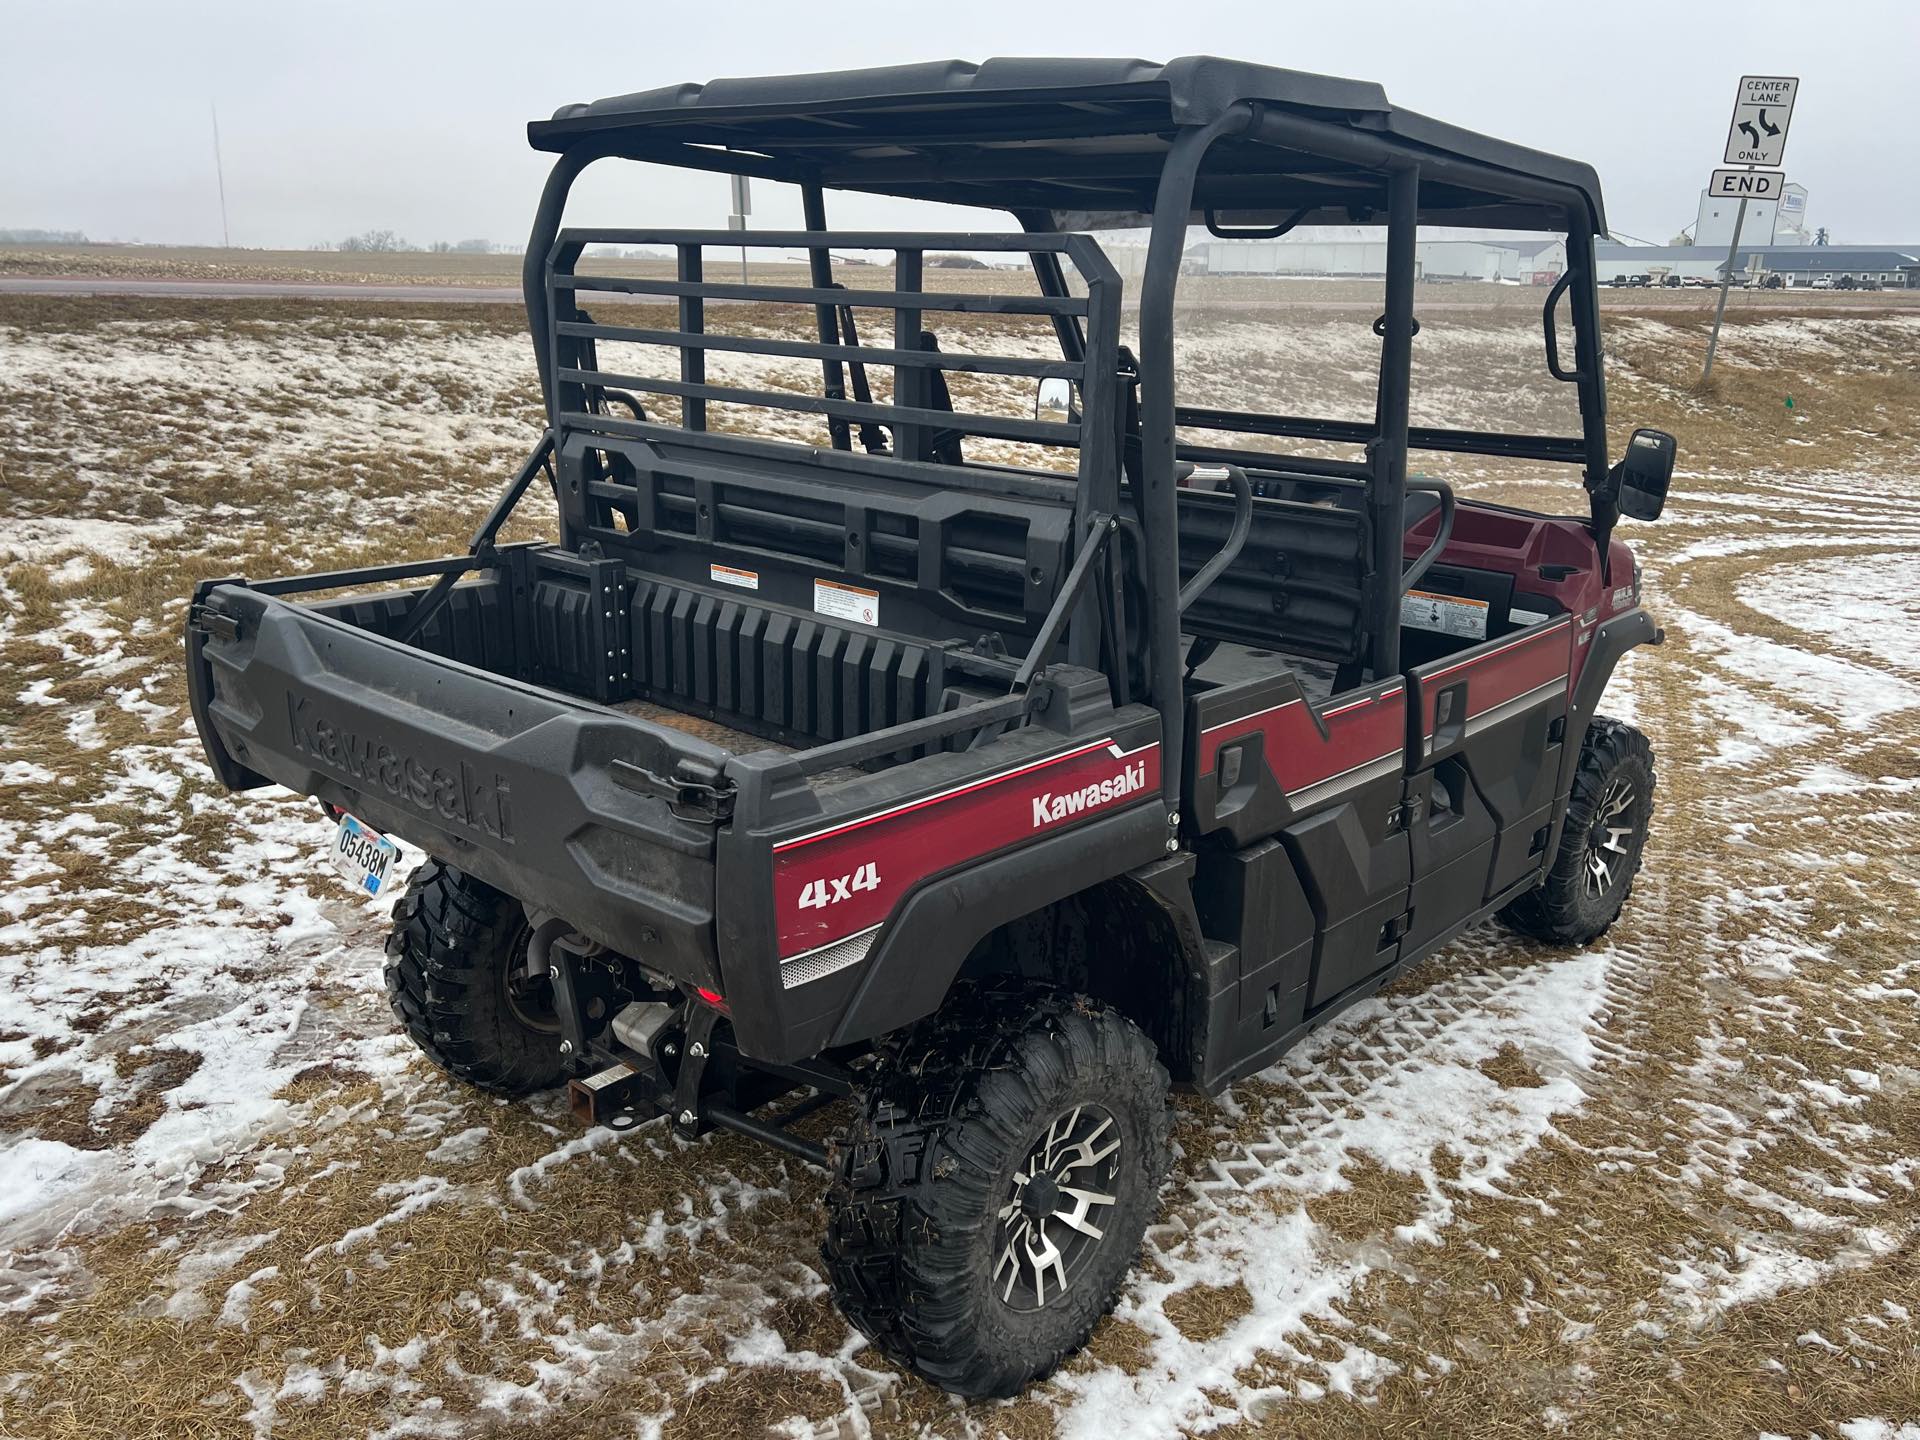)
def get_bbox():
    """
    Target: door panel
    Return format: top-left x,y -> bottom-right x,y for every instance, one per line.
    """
1405,617 -> 1573,949
1186,674 -> 1411,1011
